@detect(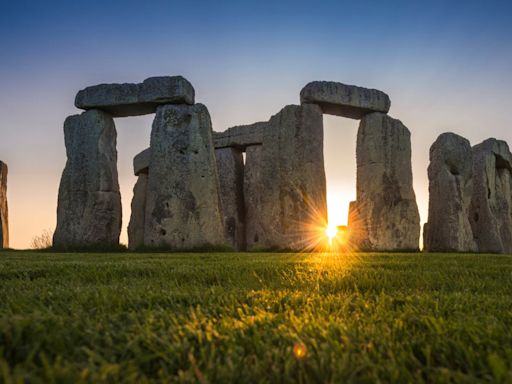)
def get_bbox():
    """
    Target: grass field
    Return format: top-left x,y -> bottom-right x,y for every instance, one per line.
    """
0,251 -> 511,383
